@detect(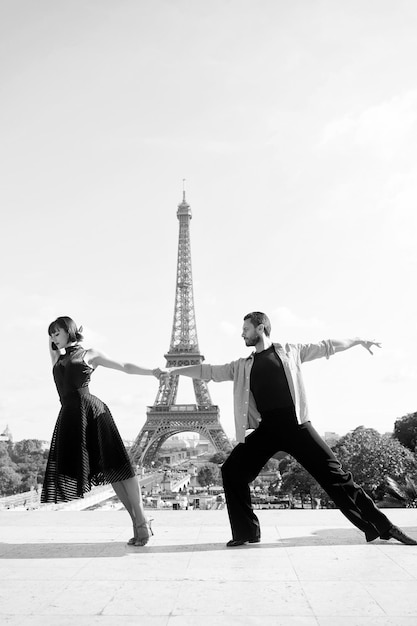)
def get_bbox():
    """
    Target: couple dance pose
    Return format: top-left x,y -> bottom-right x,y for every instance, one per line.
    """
42,313 -> 417,548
